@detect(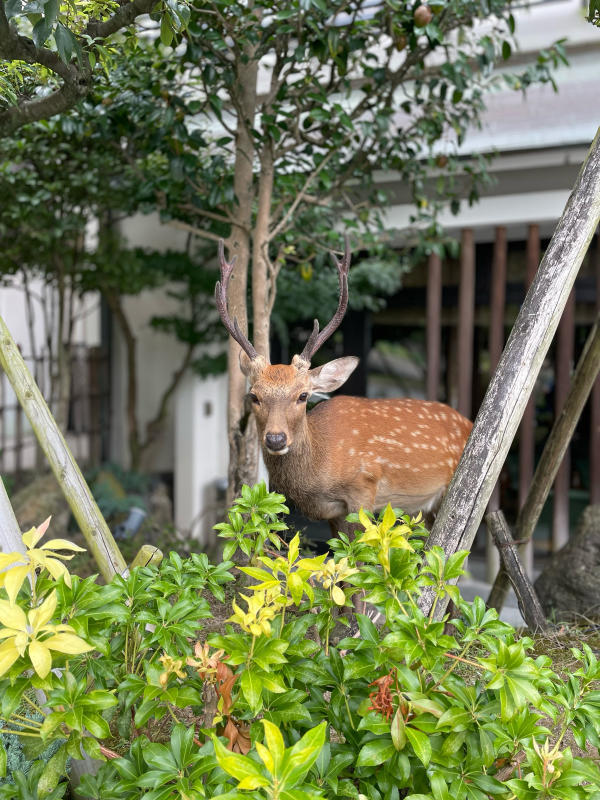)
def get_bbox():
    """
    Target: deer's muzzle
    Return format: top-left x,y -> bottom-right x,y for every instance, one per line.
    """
265,432 -> 288,453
